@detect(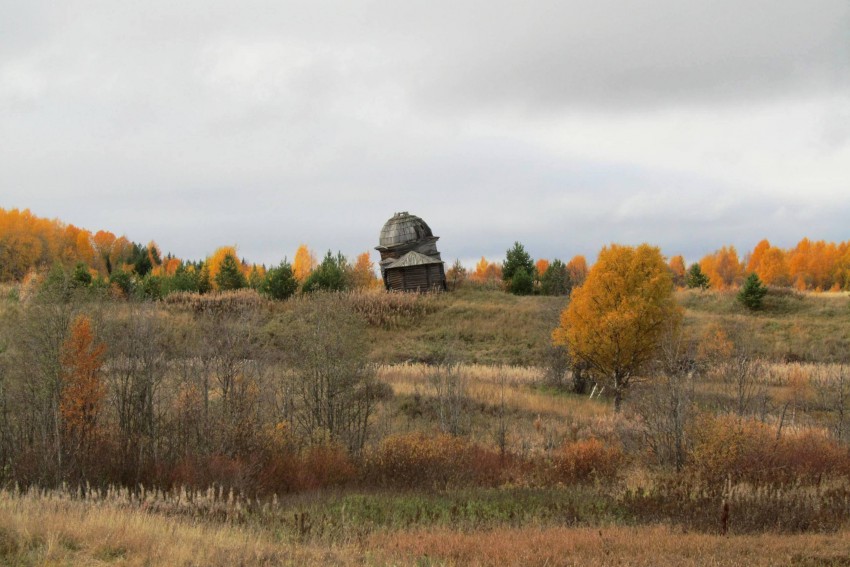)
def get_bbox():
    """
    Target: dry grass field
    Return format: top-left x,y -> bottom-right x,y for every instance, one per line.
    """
4,488 -> 850,566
